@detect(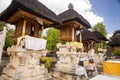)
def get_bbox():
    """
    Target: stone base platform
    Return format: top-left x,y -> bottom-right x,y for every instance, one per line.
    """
52,68 -> 86,80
